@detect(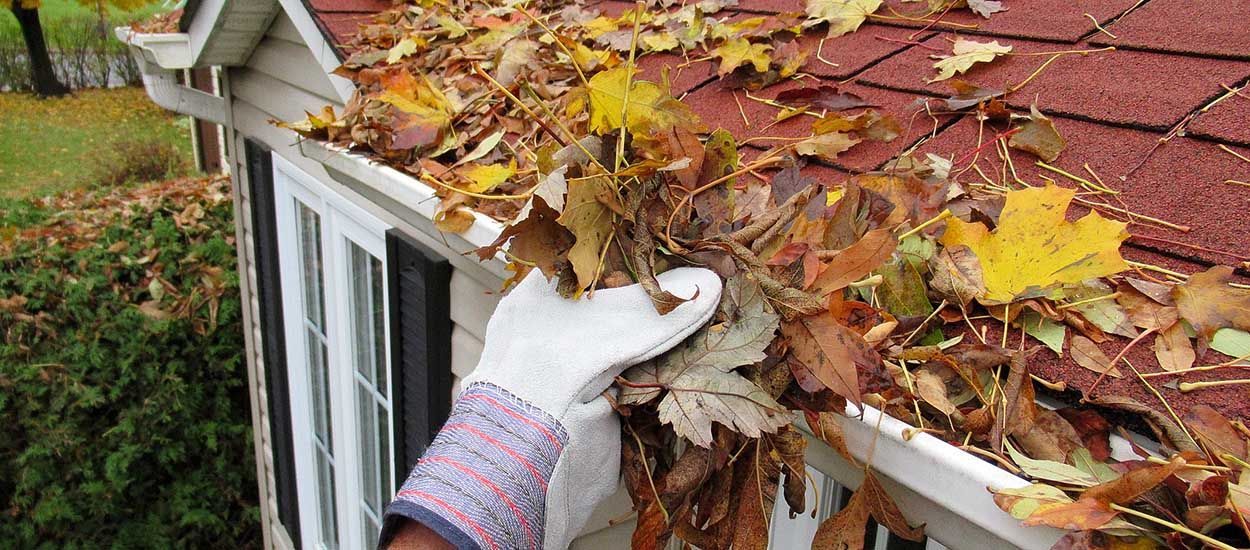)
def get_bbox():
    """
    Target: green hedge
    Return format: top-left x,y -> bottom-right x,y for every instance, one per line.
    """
0,176 -> 260,549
